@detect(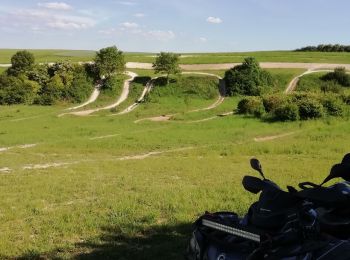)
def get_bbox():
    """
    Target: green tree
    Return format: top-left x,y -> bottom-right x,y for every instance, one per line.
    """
8,50 -> 35,76
94,46 -> 125,79
224,57 -> 273,96
152,52 -> 181,84
0,75 -> 37,105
